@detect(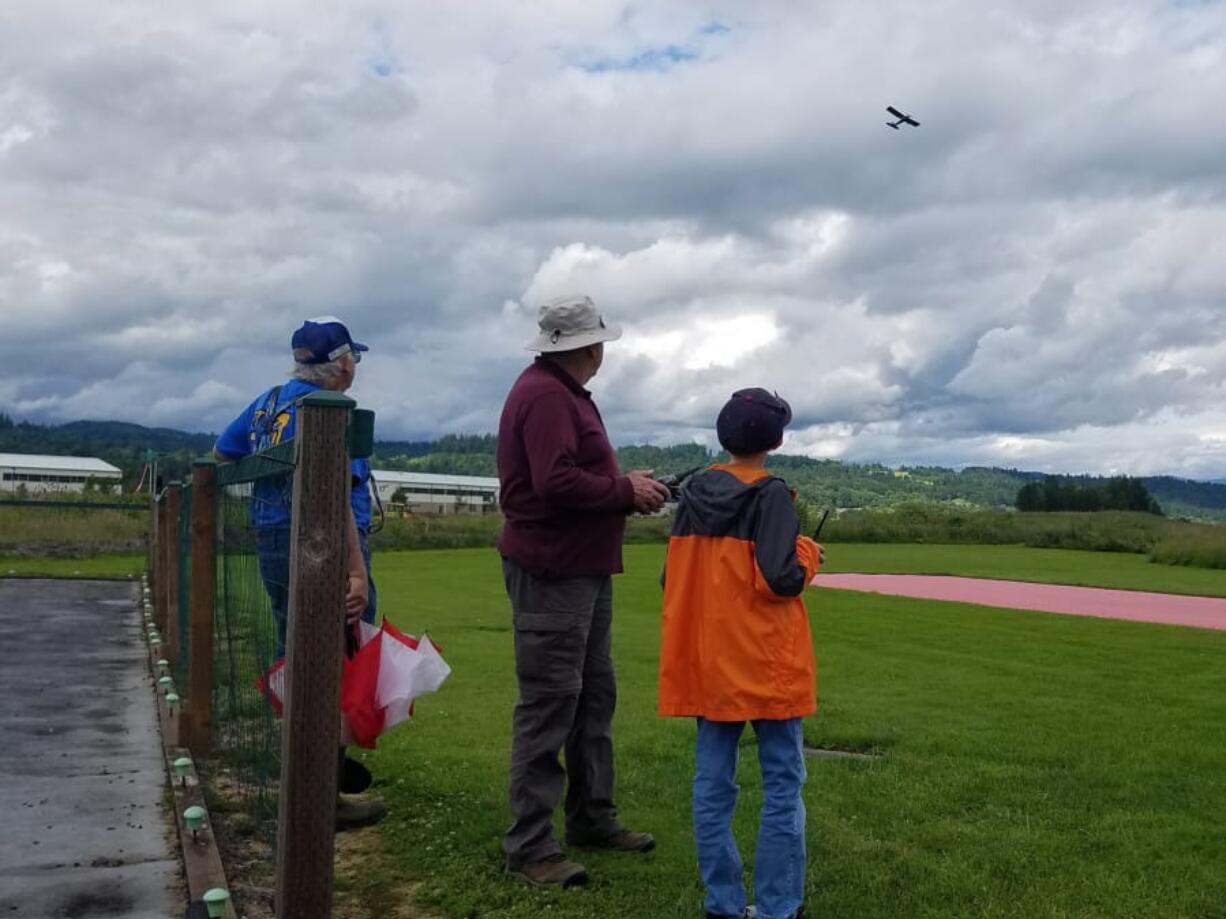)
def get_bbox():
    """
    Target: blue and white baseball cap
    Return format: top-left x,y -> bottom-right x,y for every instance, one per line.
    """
291,316 -> 369,364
